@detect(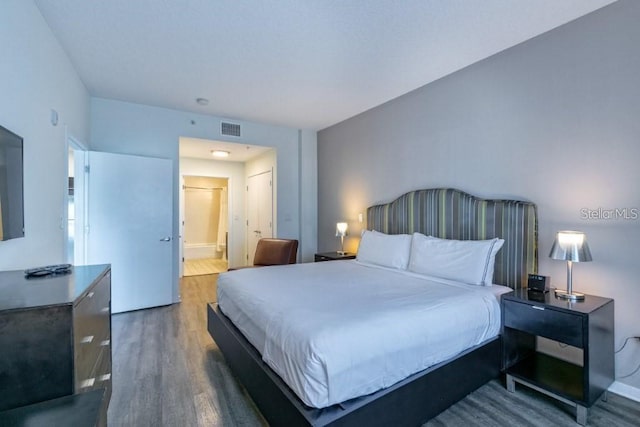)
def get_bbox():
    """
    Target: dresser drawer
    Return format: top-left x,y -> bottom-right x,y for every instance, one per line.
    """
74,293 -> 108,345
94,346 -> 112,404
75,272 -> 110,319
76,344 -> 111,394
74,319 -> 109,375
74,324 -> 110,387
504,300 -> 584,348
